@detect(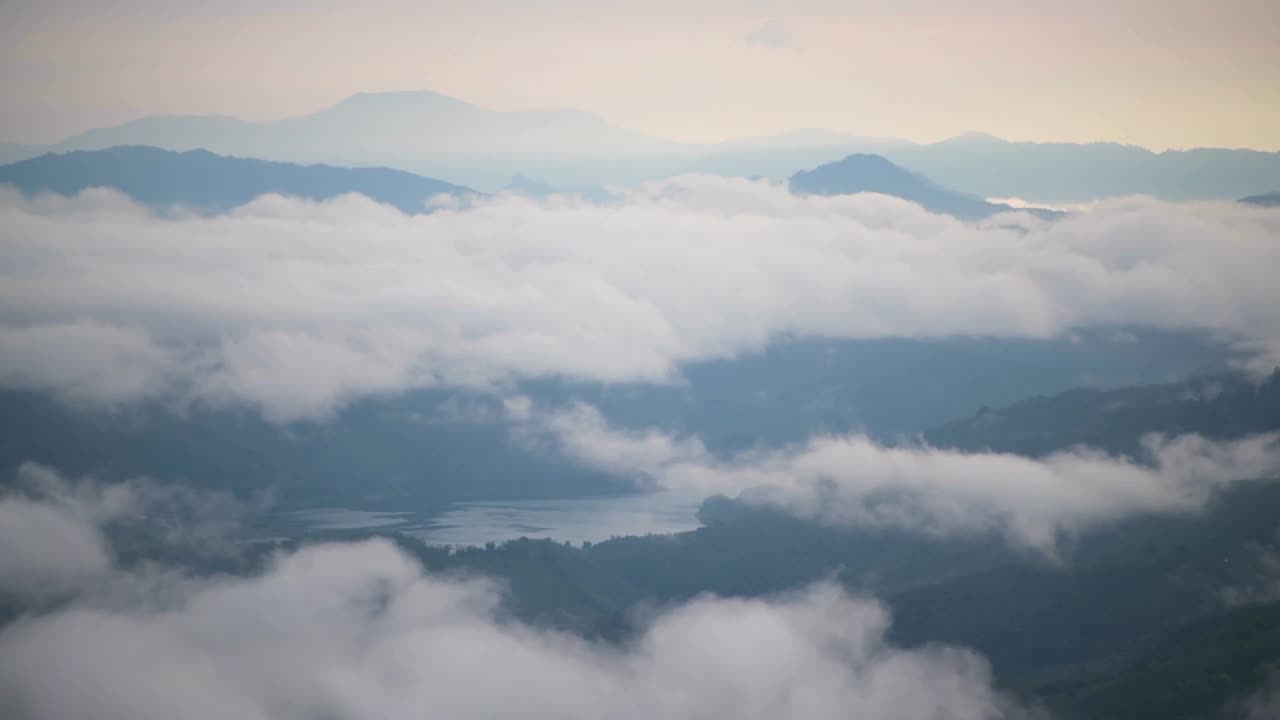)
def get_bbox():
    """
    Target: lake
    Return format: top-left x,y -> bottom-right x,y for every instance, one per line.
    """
280,489 -> 706,547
